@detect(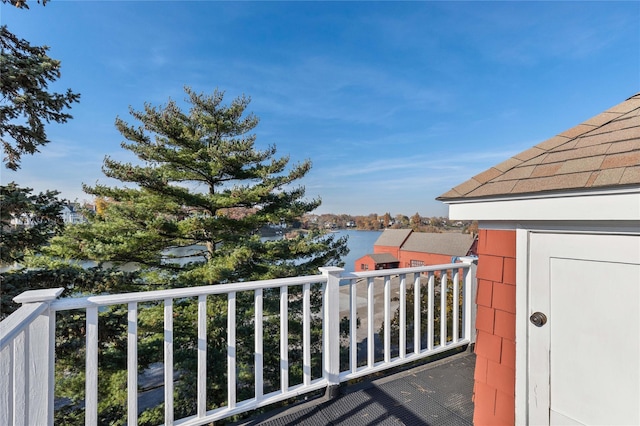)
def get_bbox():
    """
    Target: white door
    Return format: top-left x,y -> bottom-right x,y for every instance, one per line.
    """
528,232 -> 640,425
